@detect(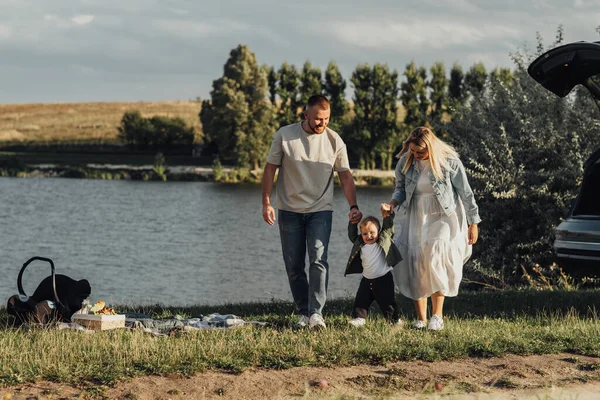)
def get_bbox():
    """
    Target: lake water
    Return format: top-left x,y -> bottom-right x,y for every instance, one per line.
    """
0,178 -> 394,307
